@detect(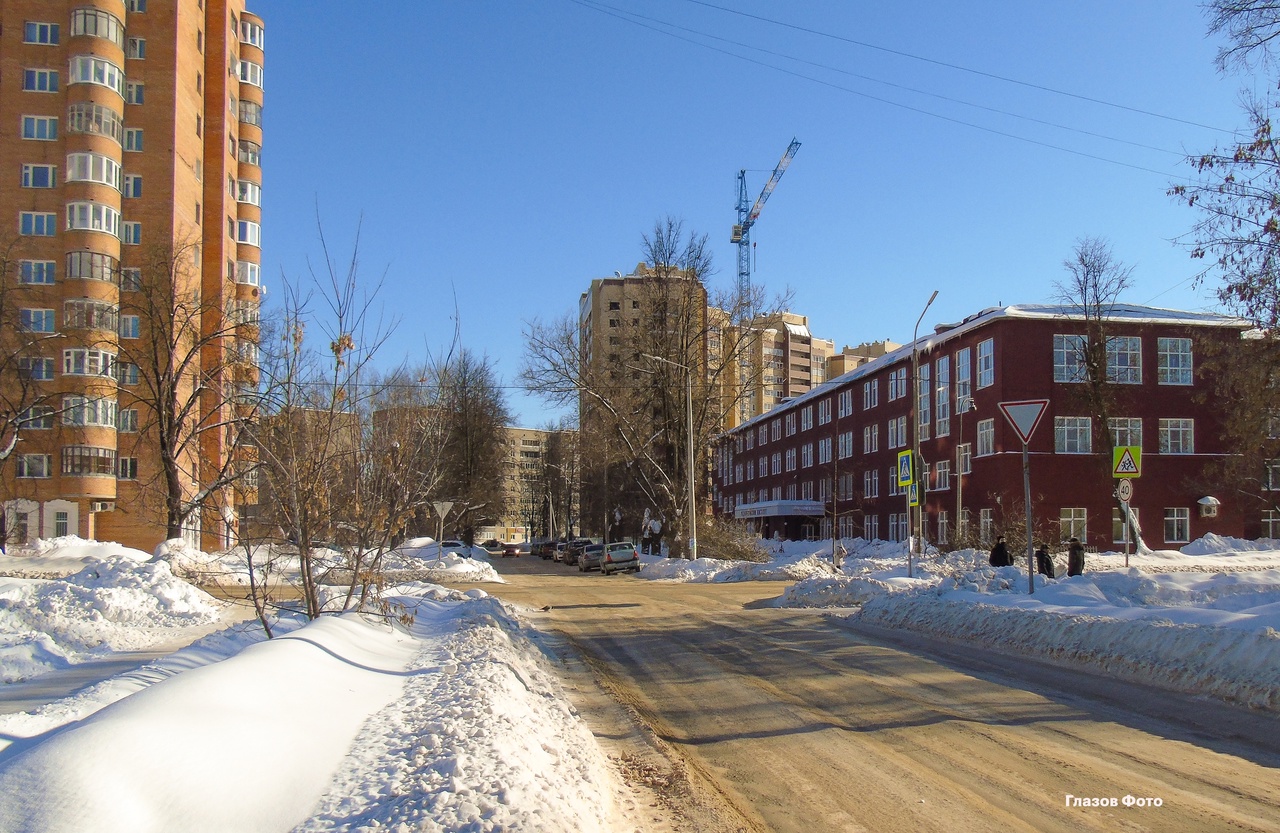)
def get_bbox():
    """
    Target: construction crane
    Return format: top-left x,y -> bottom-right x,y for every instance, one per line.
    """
731,138 -> 801,299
